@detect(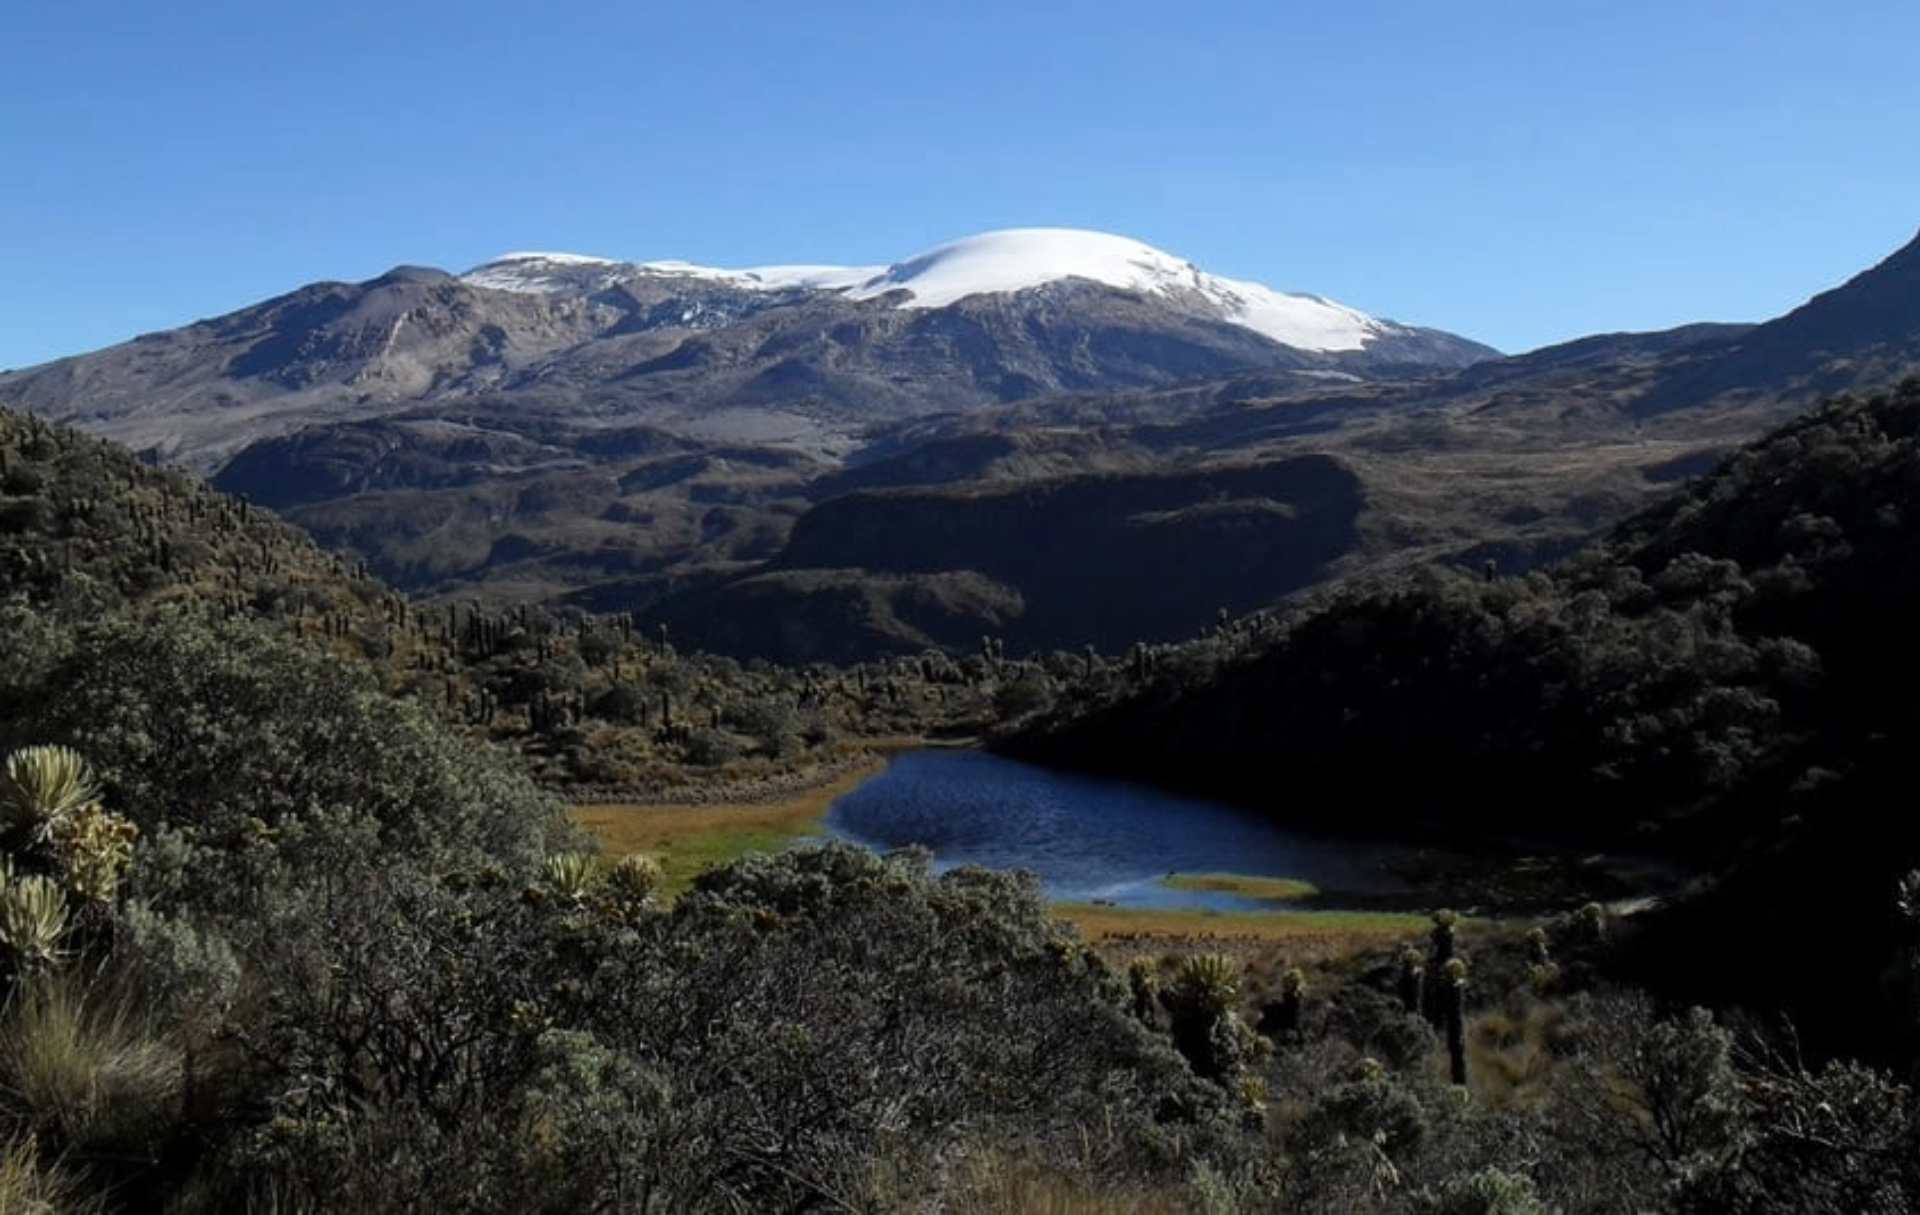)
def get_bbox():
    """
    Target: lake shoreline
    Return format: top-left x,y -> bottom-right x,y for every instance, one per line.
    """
571,745 -> 1674,922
